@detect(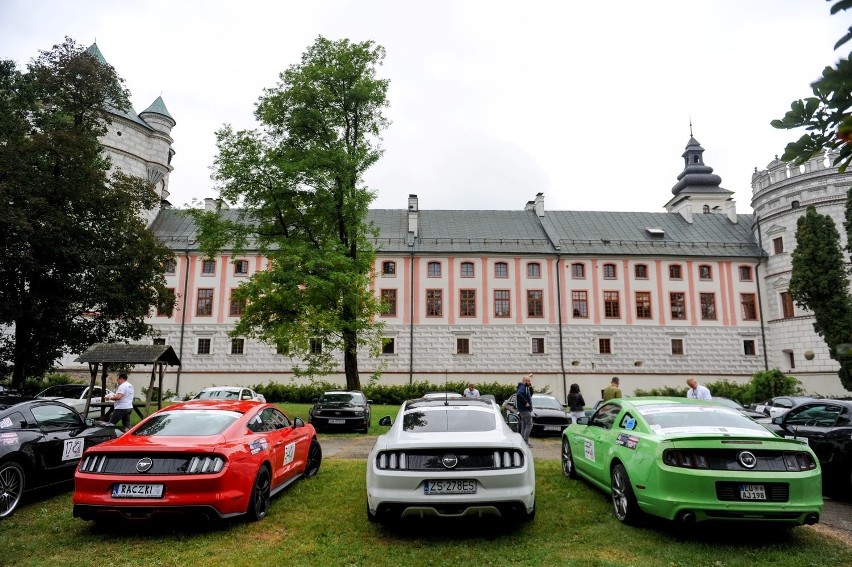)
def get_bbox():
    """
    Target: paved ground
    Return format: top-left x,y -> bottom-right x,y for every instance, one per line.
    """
319,433 -> 851,541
